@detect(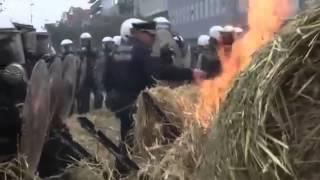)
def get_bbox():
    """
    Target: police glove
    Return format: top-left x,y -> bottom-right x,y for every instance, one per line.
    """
160,44 -> 175,58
